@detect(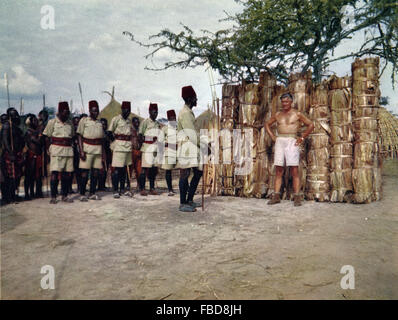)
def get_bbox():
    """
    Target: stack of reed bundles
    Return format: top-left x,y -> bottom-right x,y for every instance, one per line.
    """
286,71 -> 312,199
251,72 -> 276,197
235,82 -> 262,197
328,75 -> 354,202
219,84 -> 239,195
351,57 -> 382,203
306,81 -> 330,201
201,108 -> 220,195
